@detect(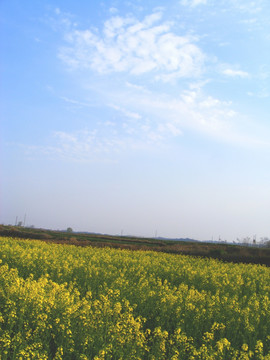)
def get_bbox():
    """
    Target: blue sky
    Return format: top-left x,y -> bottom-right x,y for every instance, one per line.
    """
1,0 -> 270,241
